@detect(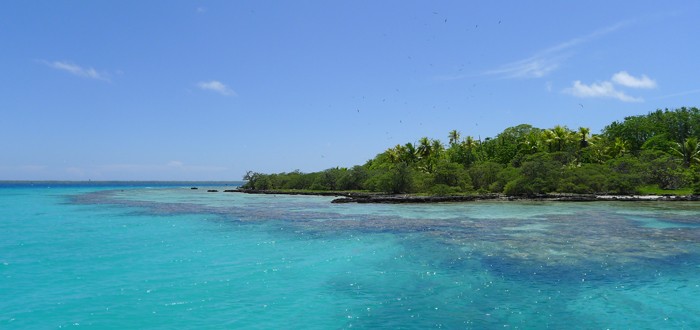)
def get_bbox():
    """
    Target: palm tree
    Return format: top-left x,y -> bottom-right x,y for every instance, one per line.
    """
607,137 -> 630,158
426,139 -> 445,173
448,130 -> 461,146
458,136 -> 477,165
583,134 -> 608,163
578,127 -> 590,148
463,136 -> 476,149
519,131 -> 541,155
431,139 -> 445,157
551,125 -> 571,152
387,145 -> 402,164
402,142 -> 418,164
542,129 -> 556,152
671,137 -> 700,167
417,137 -> 432,160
